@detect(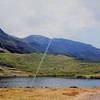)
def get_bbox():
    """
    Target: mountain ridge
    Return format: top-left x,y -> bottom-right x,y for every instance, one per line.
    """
0,28 -> 100,61
0,29 -> 40,53
23,35 -> 100,61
